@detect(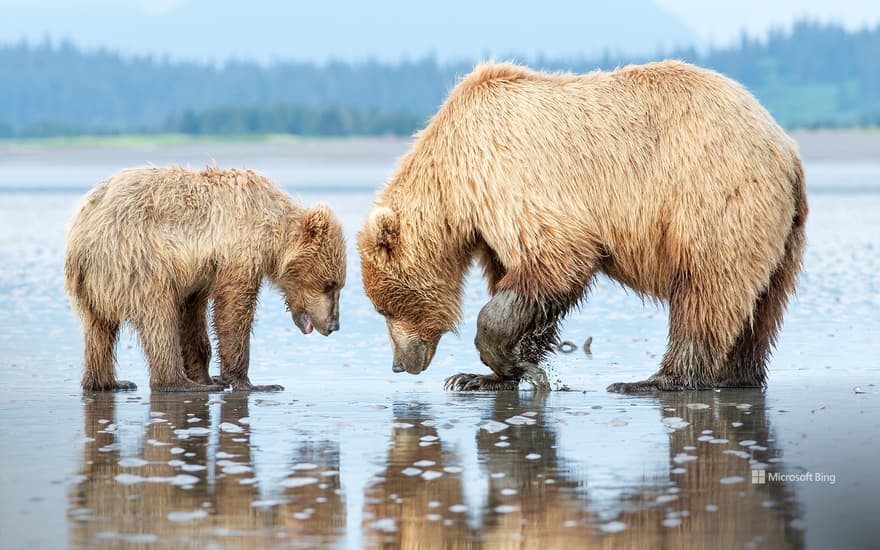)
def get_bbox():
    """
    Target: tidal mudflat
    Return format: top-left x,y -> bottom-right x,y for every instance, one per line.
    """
0,136 -> 878,548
